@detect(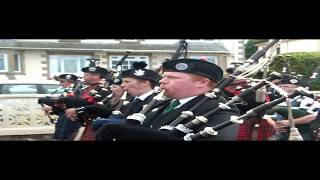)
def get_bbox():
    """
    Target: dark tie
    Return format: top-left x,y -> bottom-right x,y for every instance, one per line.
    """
162,100 -> 180,114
